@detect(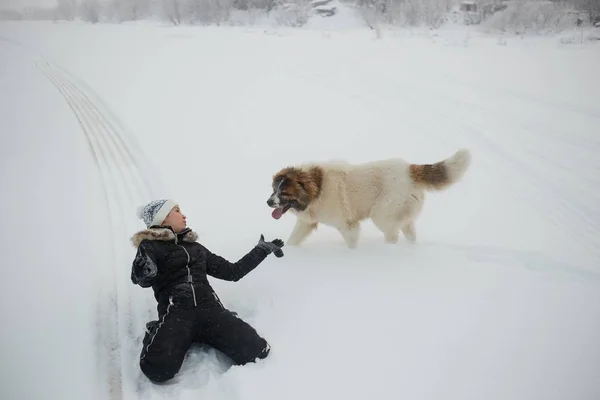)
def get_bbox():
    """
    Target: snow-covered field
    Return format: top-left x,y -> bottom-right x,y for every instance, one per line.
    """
1,20 -> 599,400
